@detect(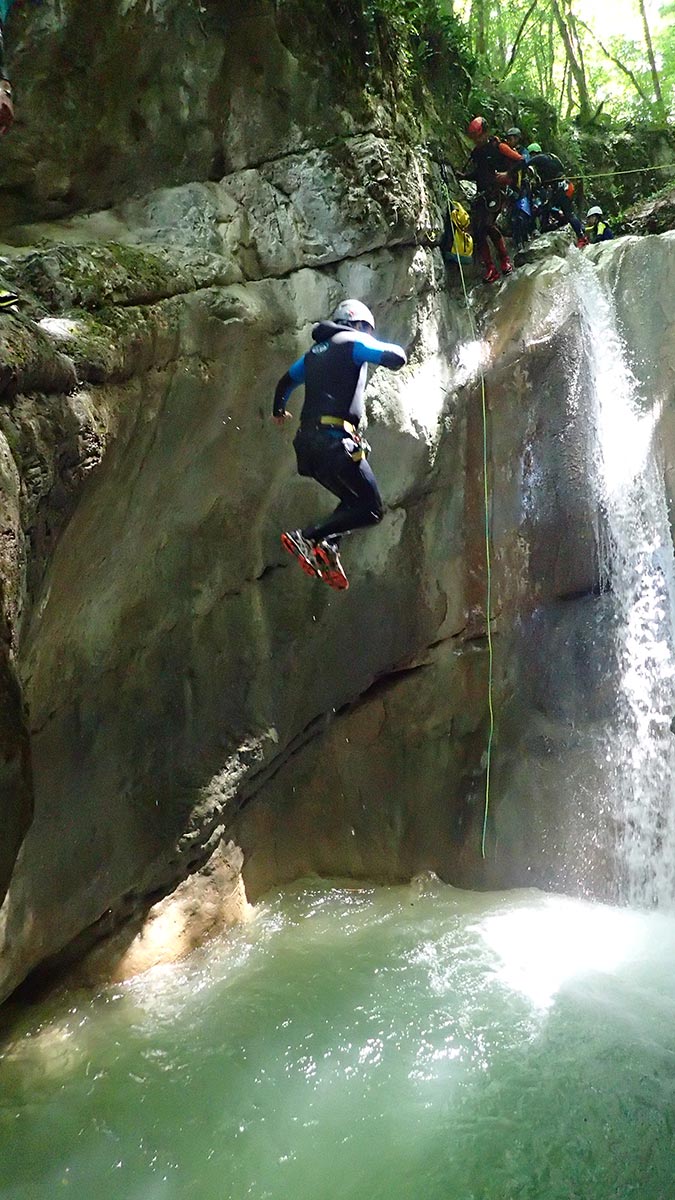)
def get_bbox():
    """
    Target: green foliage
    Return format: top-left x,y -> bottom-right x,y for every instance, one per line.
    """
275,0 -> 474,122
457,0 -> 674,126
362,0 -> 474,94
